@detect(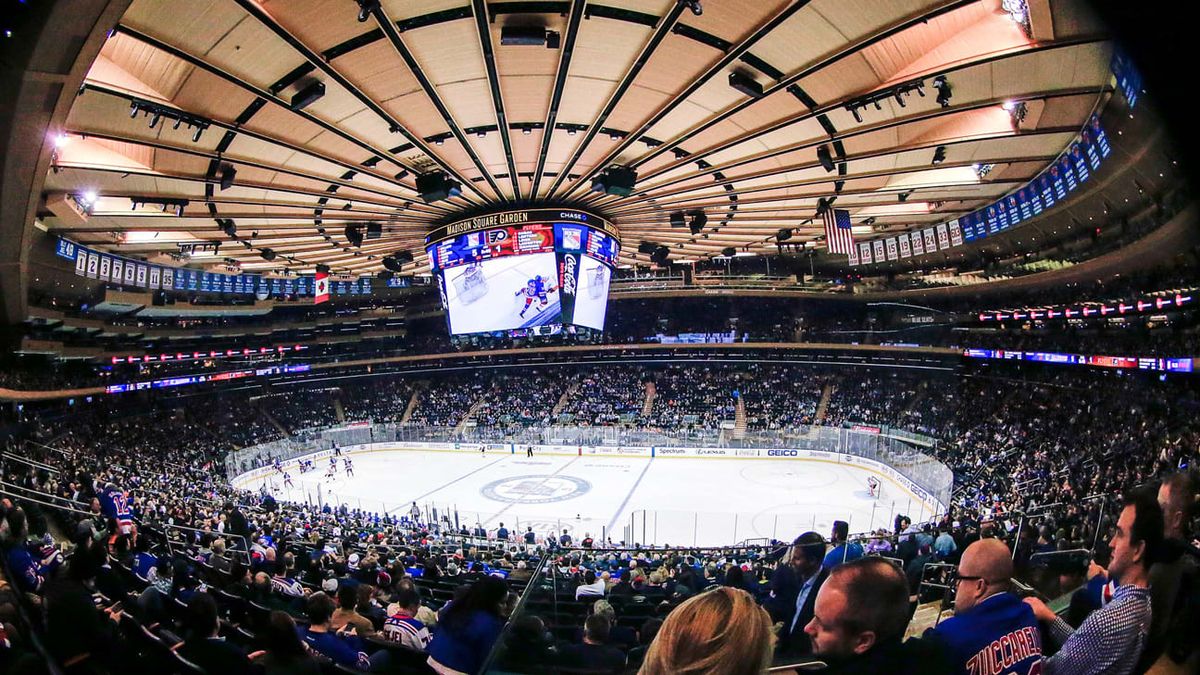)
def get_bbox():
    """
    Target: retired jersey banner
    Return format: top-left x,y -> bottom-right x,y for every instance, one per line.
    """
858,241 -> 873,264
